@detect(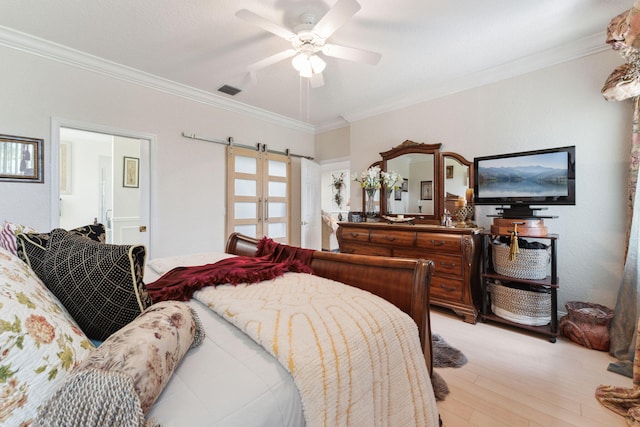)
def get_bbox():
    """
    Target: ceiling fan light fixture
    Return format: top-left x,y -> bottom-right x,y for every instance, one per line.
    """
309,54 -> 326,73
292,53 -> 325,78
